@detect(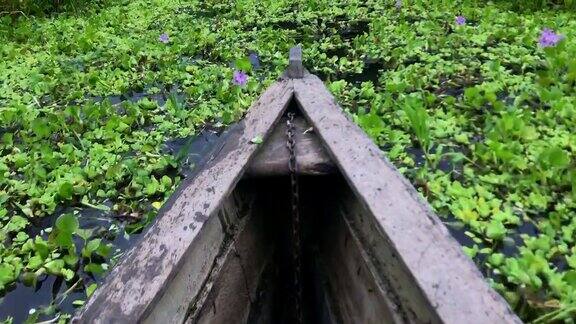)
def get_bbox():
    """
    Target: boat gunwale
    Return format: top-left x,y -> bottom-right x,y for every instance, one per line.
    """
293,72 -> 521,323
73,77 -> 294,323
